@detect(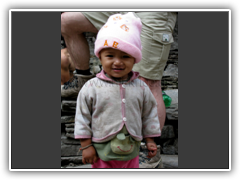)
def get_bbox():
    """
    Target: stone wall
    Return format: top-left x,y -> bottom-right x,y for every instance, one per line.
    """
61,15 -> 178,167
